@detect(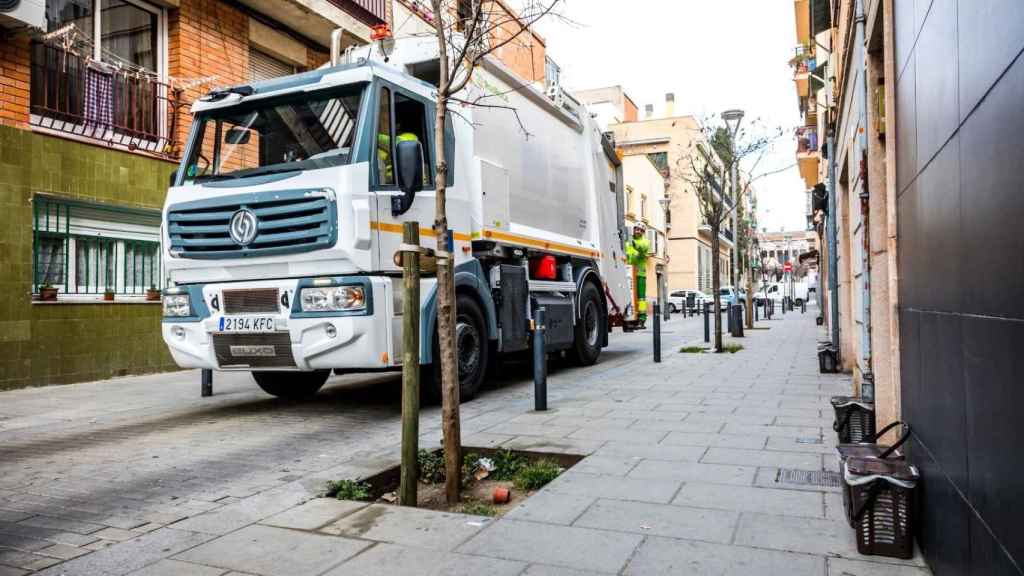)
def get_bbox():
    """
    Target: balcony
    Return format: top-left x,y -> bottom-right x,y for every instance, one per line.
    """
235,0 -> 374,46
331,0 -> 387,25
796,126 -> 820,189
791,45 -> 813,100
698,224 -> 735,248
29,43 -> 180,158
